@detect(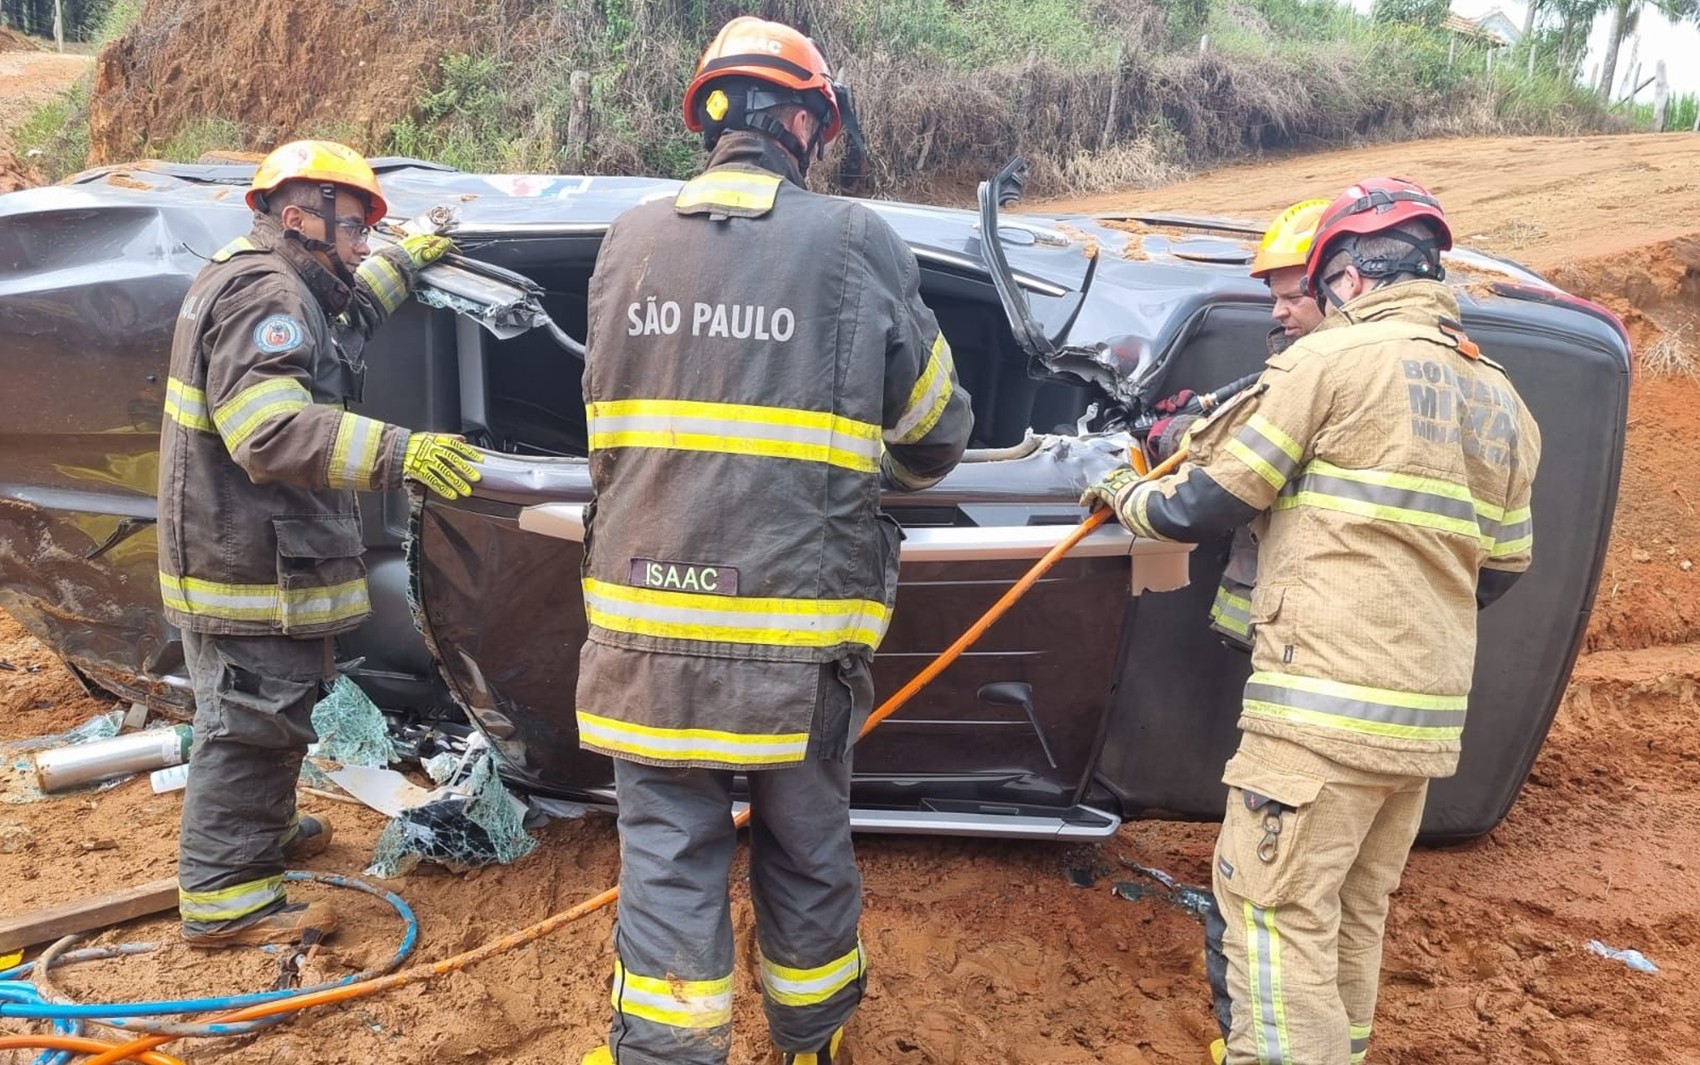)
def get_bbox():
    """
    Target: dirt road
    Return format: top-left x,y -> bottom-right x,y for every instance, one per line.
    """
4,133 -> 1700,1065
0,46 -> 91,189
